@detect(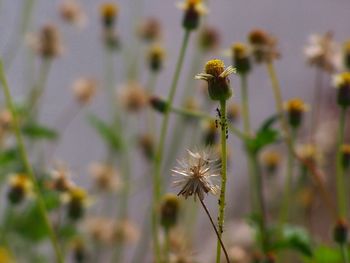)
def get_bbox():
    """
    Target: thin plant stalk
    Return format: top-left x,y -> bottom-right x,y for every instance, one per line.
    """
266,61 -> 338,223
199,197 -> 230,263
0,60 -> 63,263
152,30 -> 191,262
251,152 -> 269,252
28,58 -> 52,116
216,99 -> 228,263
341,245 -> 350,263
310,68 -> 323,138
3,0 -> 36,69
240,73 -> 257,212
279,128 -> 297,224
336,107 -> 347,218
